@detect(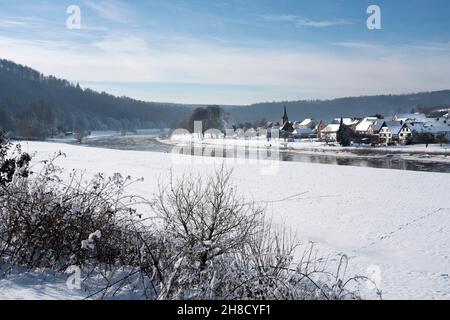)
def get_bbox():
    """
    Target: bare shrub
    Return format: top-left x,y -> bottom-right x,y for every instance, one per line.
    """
0,141 -> 146,272
154,167 -> 263,270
